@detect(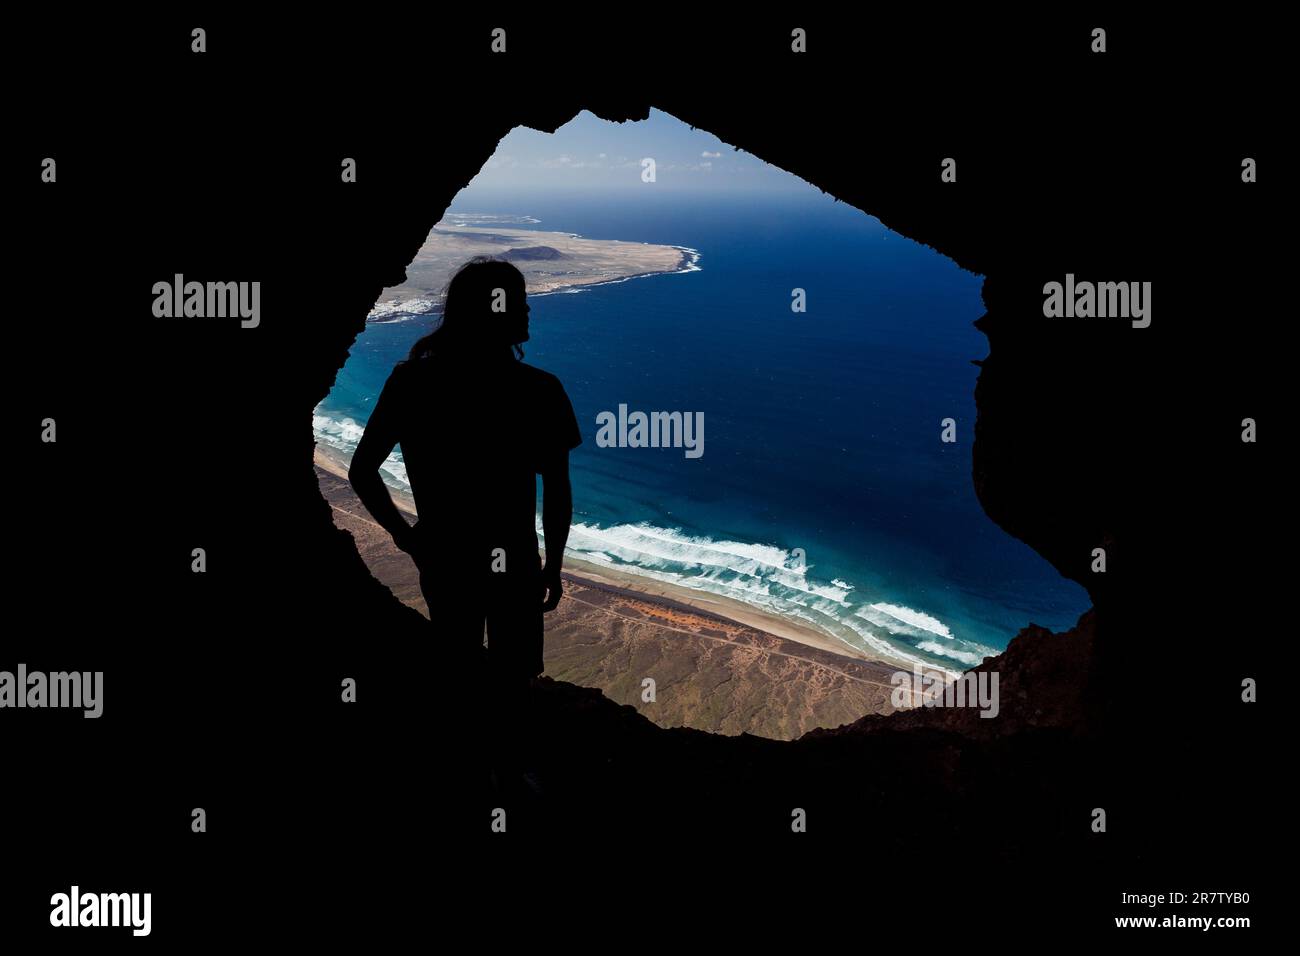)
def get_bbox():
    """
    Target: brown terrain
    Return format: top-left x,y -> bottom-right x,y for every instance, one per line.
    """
371,217 -> 692,316
315,454 -> 900,740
